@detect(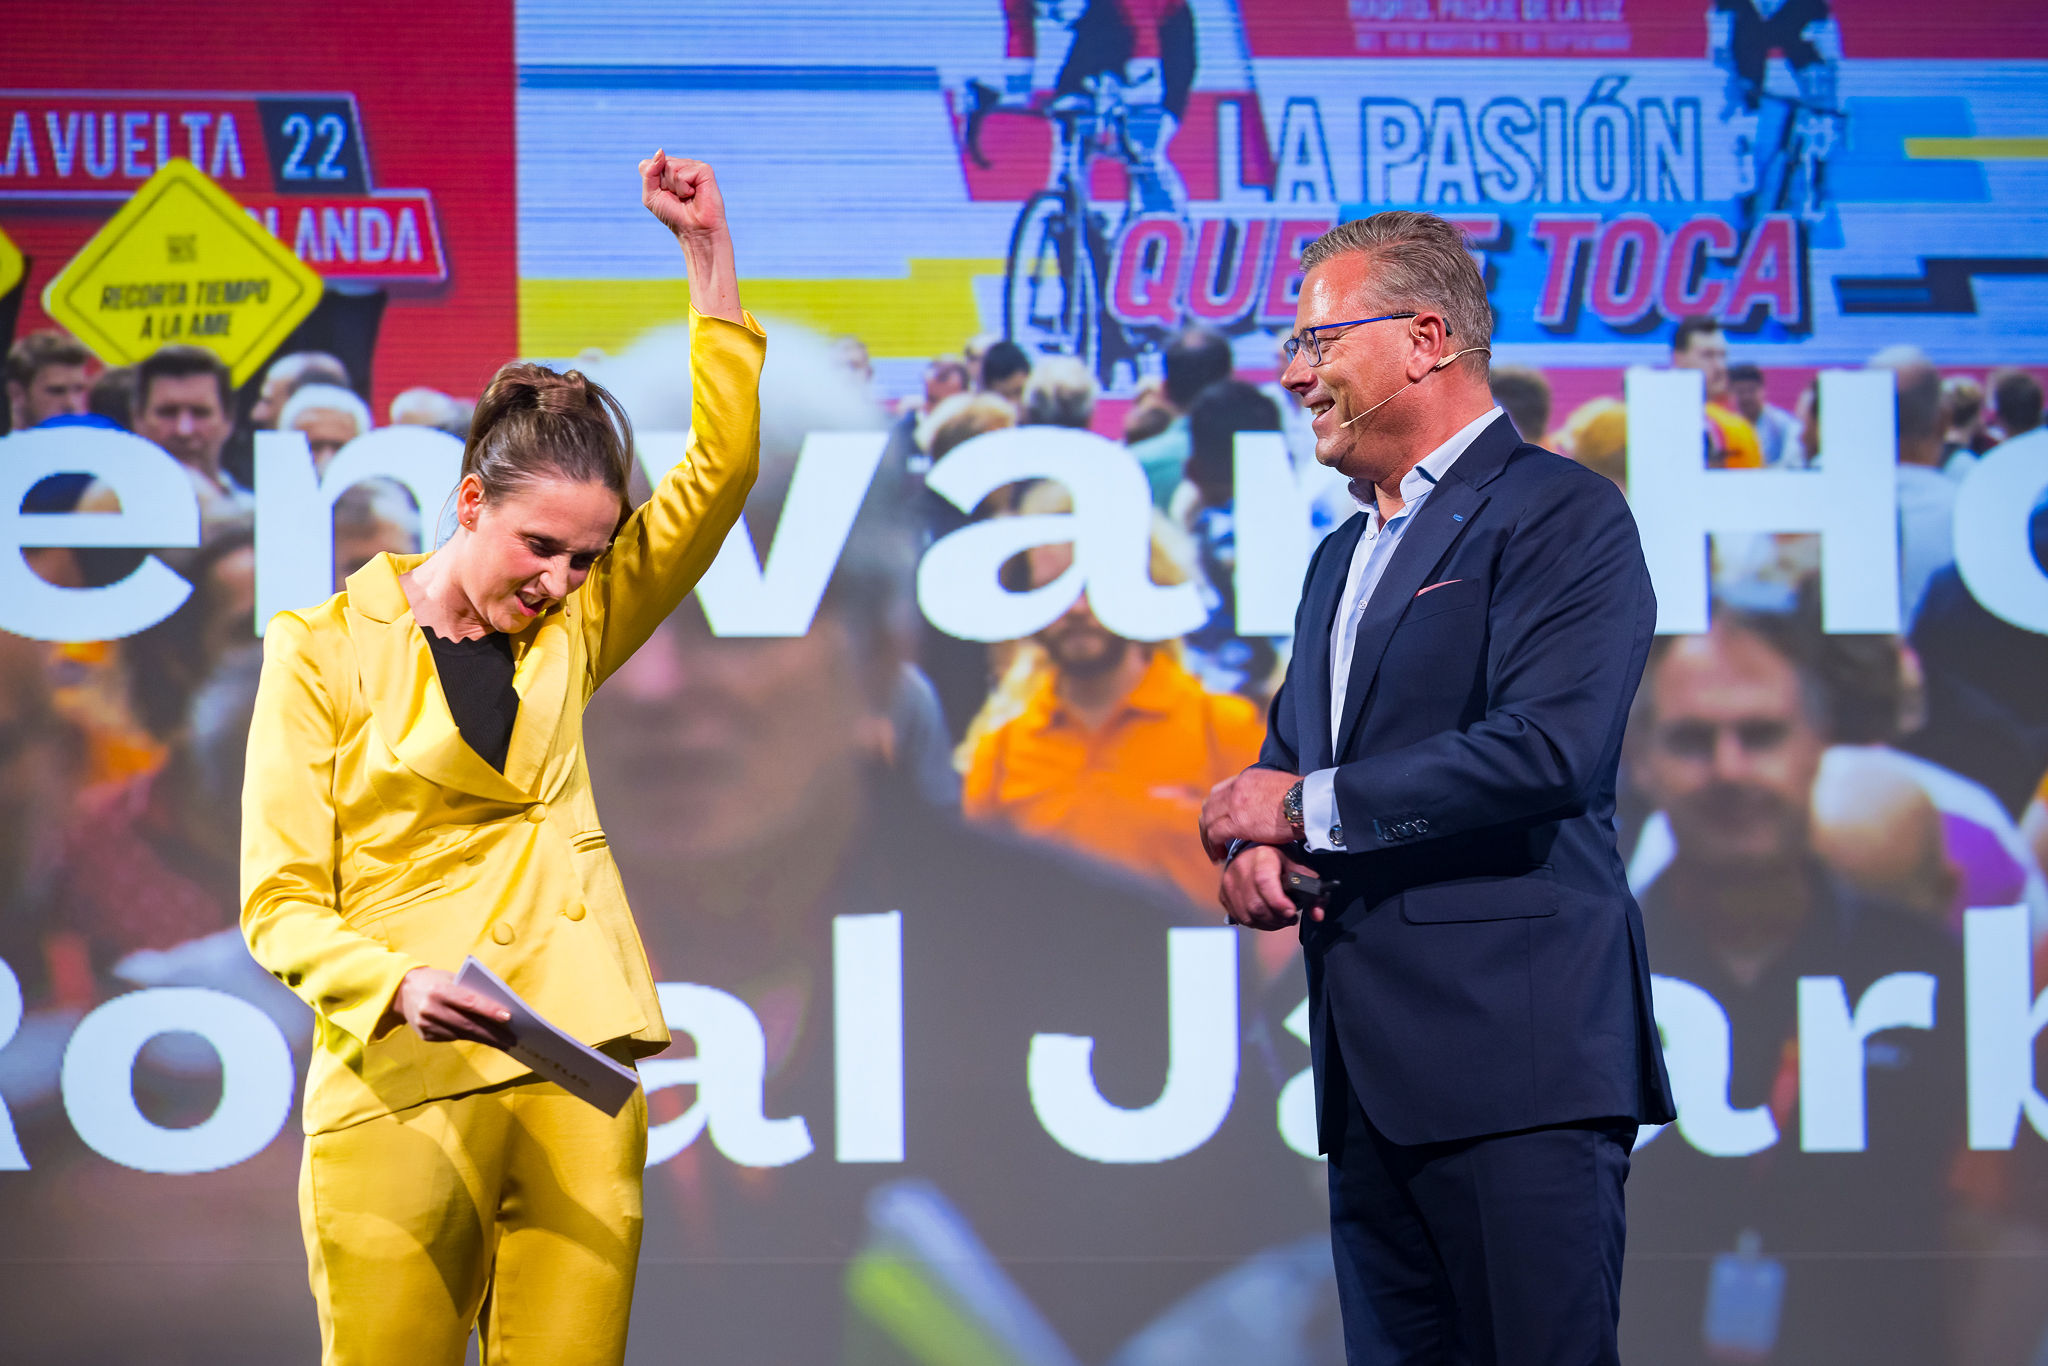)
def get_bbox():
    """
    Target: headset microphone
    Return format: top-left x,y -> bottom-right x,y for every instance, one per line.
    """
1338,346 -> 1494,428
